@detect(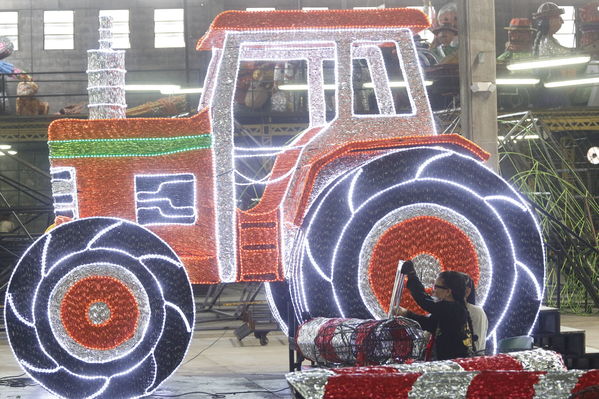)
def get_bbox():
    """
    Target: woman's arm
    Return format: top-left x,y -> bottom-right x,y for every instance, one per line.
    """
405,310 -> 436,332
406,274 -> 439,313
